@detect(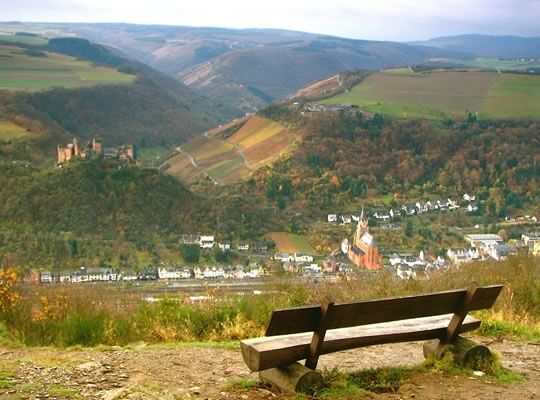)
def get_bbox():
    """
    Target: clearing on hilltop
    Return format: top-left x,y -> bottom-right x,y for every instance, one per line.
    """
319,68 -> 540,119
161,115 -> 295,184
0,44 -> 135,91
